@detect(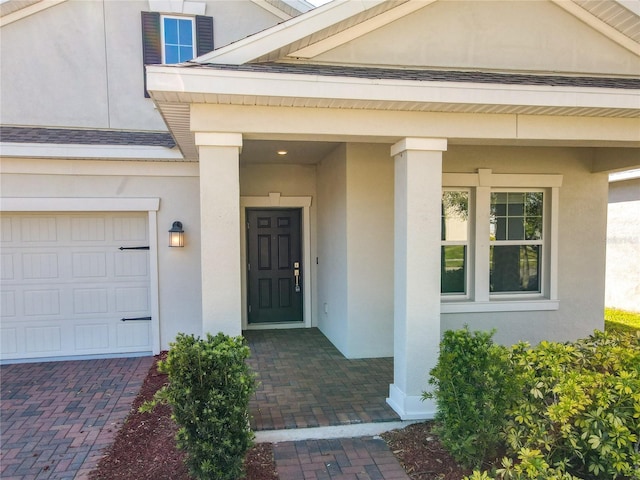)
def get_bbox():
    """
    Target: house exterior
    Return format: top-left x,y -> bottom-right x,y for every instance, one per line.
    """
1,0 -> 639,420
606,170 -> 640,312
